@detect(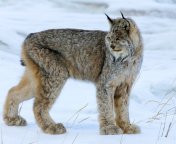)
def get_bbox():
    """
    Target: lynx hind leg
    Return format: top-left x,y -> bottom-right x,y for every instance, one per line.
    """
114,84 -> 141,134
3,68 -> 35,126
22,40 -> 69,134
33,69 -> 68,134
